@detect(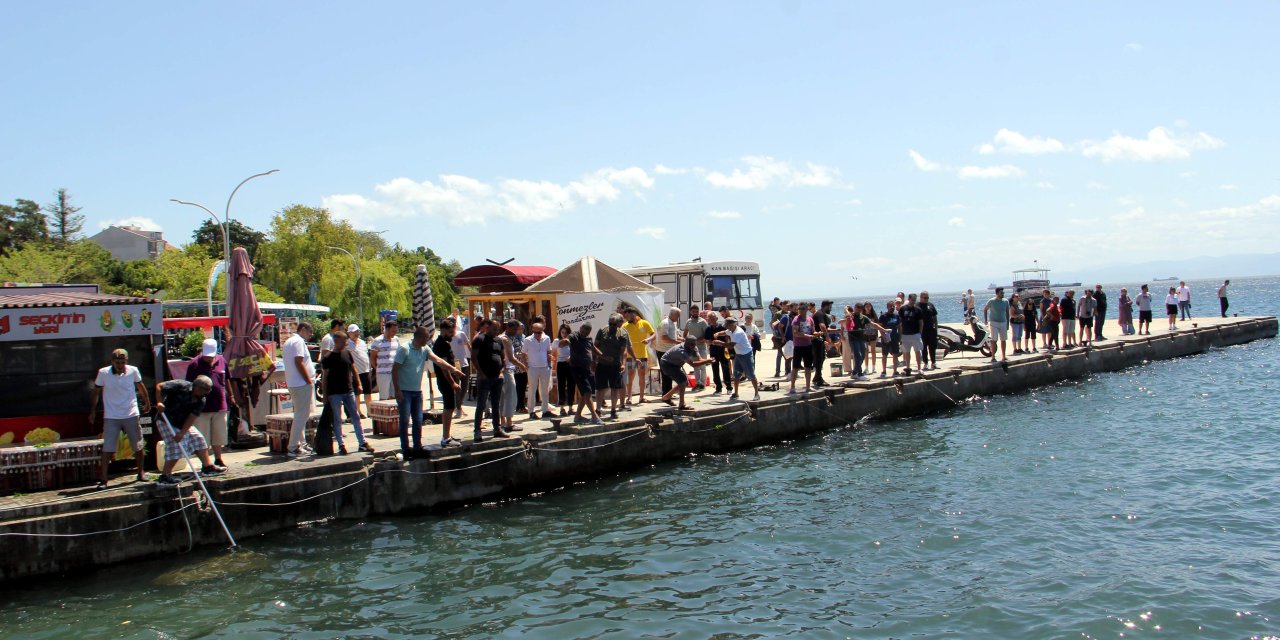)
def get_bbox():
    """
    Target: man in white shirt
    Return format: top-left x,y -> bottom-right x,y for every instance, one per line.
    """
345,324 -> 373,418
449,318 -> 471,418
1218,280 -> 1230,318
318,318 -> 344,359
523,322 -> 555,419
283,321 -> 315,457
718,318 -> 761,401
89,348 -> 150,488
1177,281 -> 1192,321
369,320 -> 401,401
